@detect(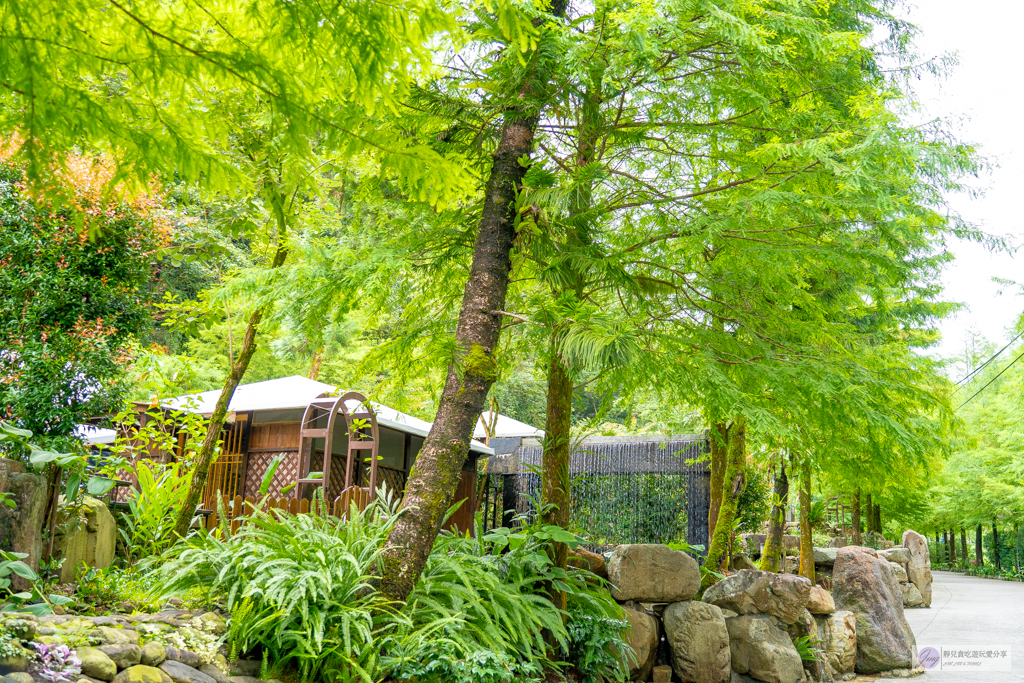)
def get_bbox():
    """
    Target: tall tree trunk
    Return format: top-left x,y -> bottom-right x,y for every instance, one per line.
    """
873,502 -> 882,537
1014,522 -> 1020,576
864,493 -> 873,534
798,462 -> 814,582
760,456 -> 788,572
851,488 -> 862,545
993,522 -> 1000,570
539,75 -> 600,610
540,345 -> 572,610
960,527 -> 968,568
976,524 -> 984,566
172,240 -> 288,539
703,415 -> 746,586
379,7 -> 567,599
708,420 -> 729,540
948,529 -> 956,565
